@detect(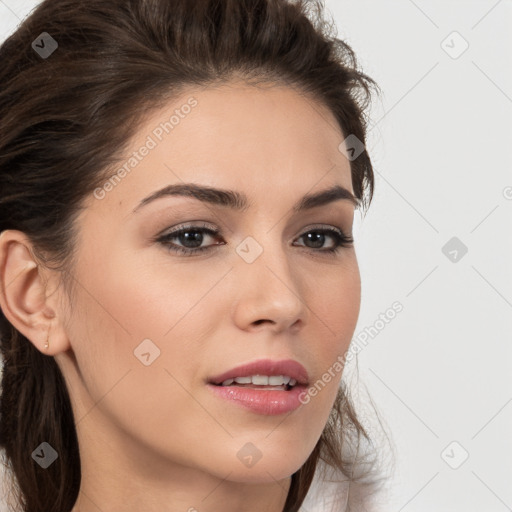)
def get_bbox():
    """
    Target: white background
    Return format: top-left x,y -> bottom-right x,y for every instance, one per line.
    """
1,1 -> 511,511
